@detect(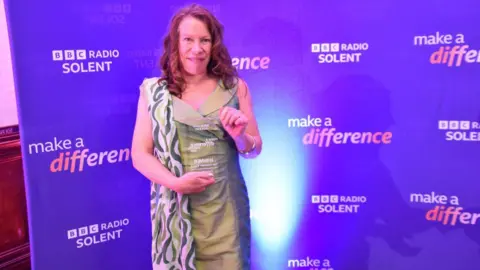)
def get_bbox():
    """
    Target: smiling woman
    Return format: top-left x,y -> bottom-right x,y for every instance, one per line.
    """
131,3 -> 263,270
158,4 -> 238,99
